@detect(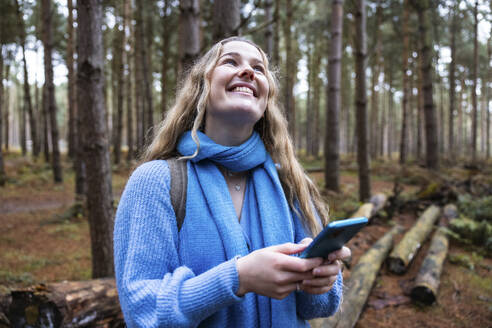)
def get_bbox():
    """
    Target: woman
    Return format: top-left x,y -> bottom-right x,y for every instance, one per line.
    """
114,37 -> 350,327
